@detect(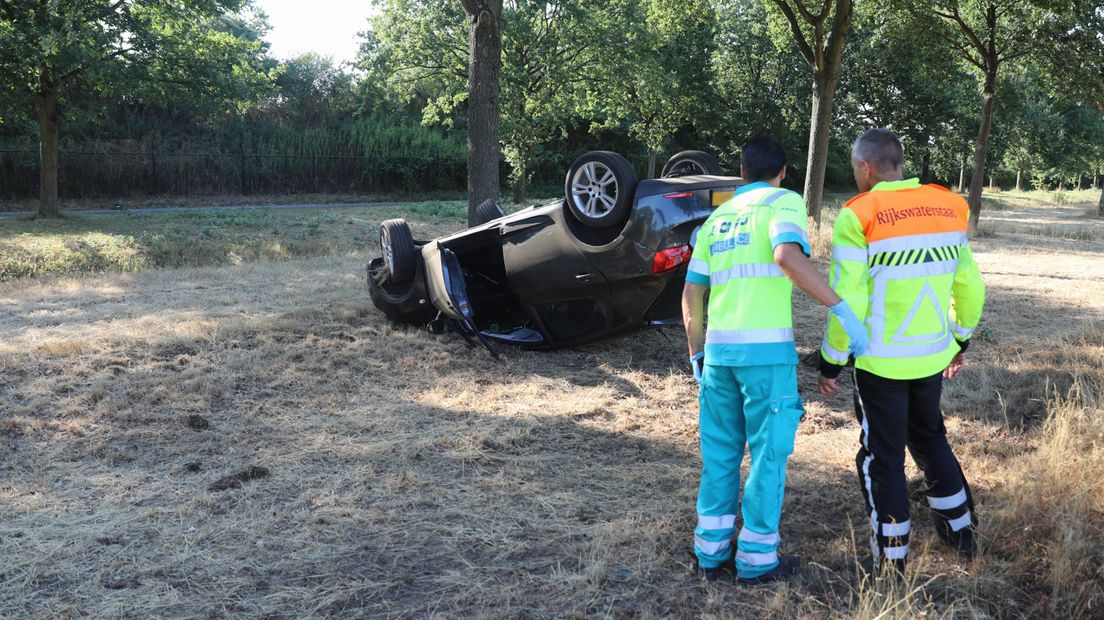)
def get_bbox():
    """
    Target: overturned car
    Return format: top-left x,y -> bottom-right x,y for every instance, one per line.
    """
367,150 -> 745,352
